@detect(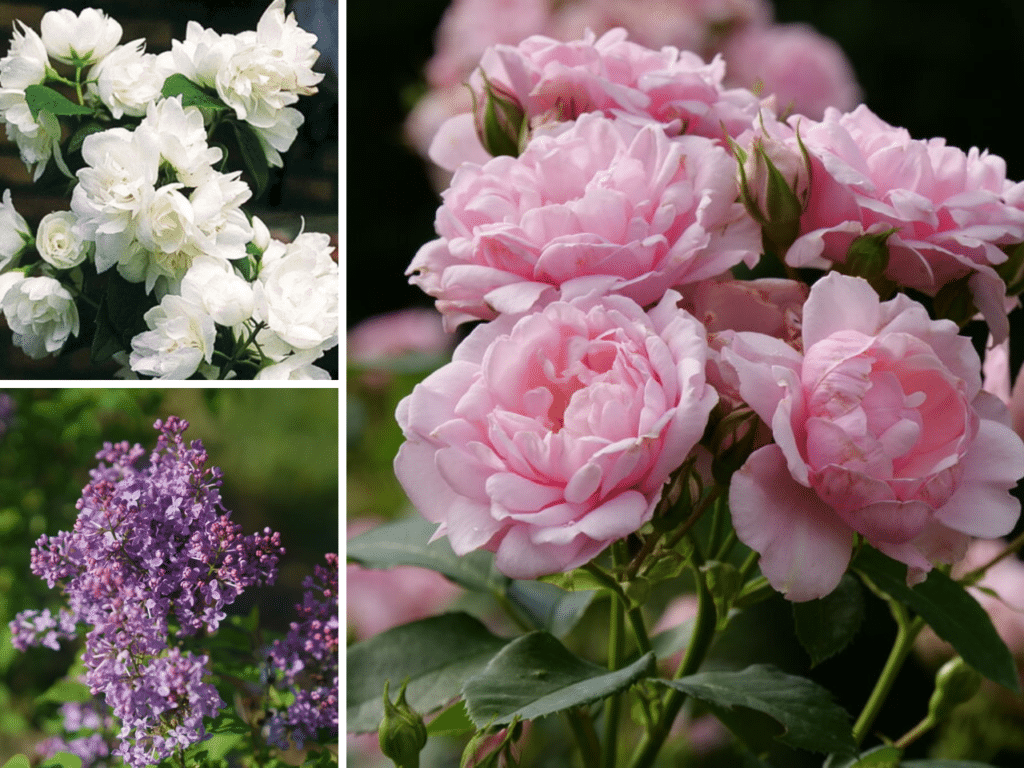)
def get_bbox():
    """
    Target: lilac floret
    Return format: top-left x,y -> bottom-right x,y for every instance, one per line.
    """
265,553 -> 339,749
